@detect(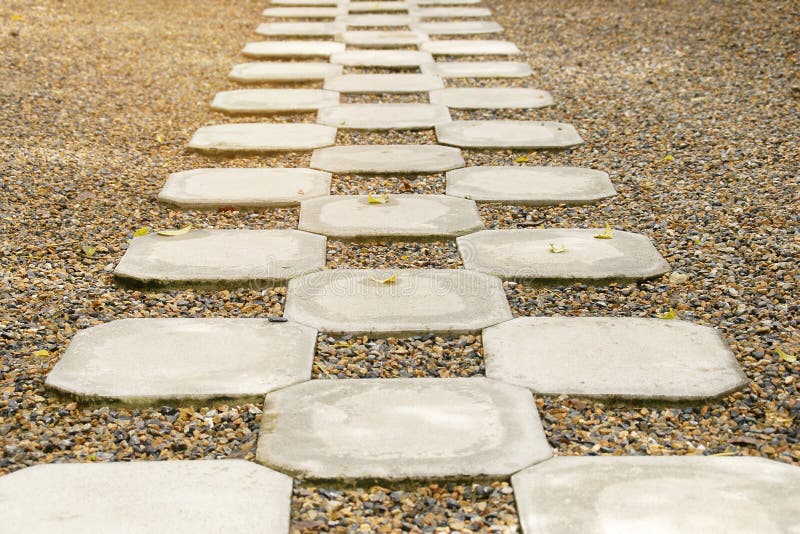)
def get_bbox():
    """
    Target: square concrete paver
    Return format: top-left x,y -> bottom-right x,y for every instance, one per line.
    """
256,22 -> 346,36
188,123 -> 336,154
242,40 -> 346,58
0,461 -> 293,534
421,61 -> 531,77
158,167 -> 330,209
317,103 -> 451,129
311,144 -> 464,173
262,6 -> 346,17
445,166 -> 615,205
229,62 -> 343,83
512,457 -> 800,534
484,317 -> 748,401
284,269 -> 511,335
421,39 -> 520,56
299,194 -> 482,239
337,14 -> 418,26
411,7 -> 492,17
211,89 -> 340,114
337,30 -> 430,47
324,73 -> 444,93
457,229 -> 671,283
114,229 -> 326,289
430,88 -> 552,109
330,49 -> 434,67
436,120 -> 583,149
256,377 -> 552,480
411,21 -> 503,34
46,318 -> 317,404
